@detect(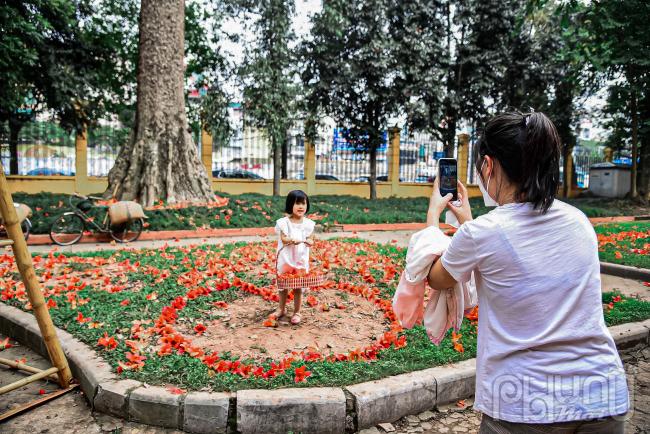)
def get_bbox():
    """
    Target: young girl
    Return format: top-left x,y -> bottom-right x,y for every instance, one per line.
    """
274,190 -> 315,325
